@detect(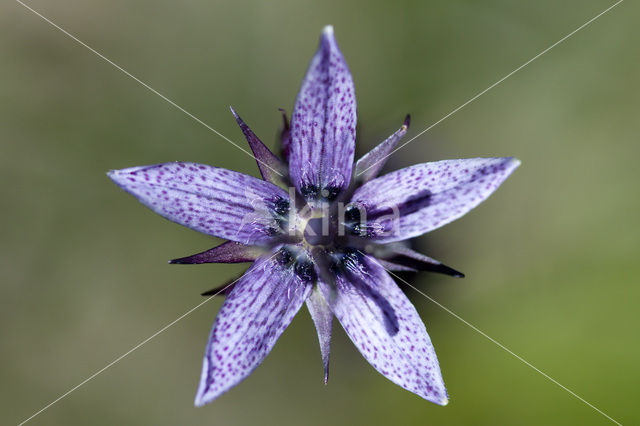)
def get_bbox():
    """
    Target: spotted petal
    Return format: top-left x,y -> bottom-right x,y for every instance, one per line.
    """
319,254 -> 447,404
195,255 -> 313,405
108,163 -> 288,245
351,158 -> 520,243
289,26 -> 356,202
